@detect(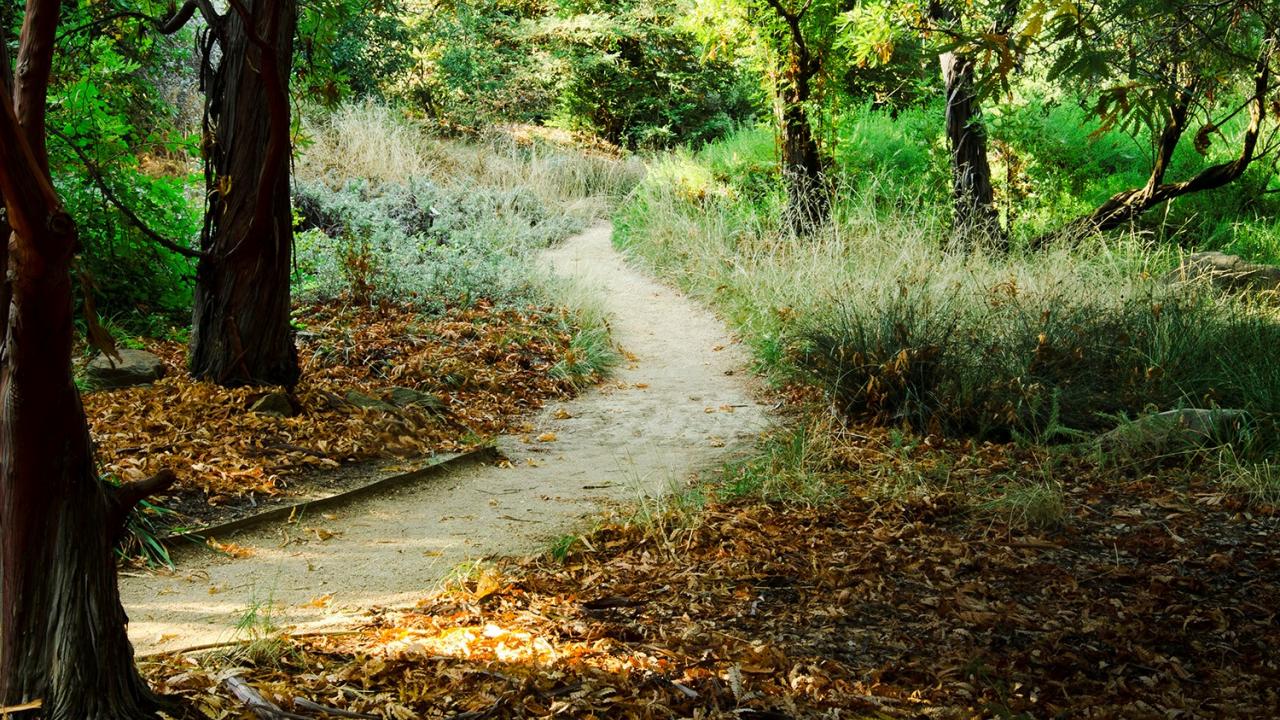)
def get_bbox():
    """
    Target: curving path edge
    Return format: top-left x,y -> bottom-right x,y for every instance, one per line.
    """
122,222 -> 769,654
